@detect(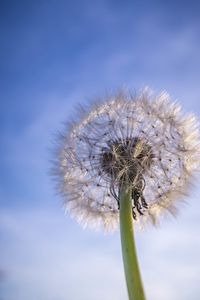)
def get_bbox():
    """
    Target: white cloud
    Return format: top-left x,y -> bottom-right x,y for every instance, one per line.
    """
0,208 -> 126,300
